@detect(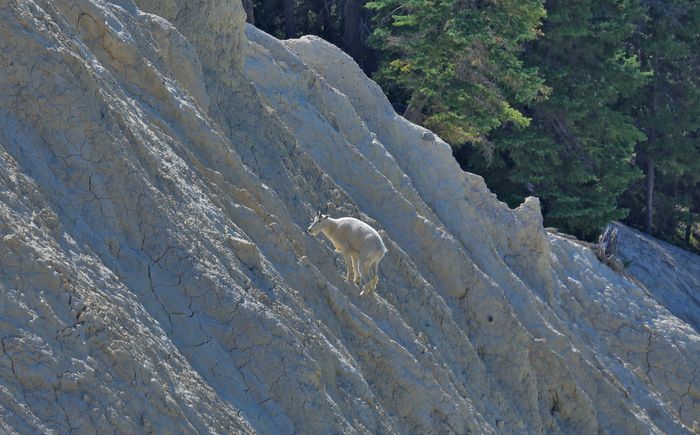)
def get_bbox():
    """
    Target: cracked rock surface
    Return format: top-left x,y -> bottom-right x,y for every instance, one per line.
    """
0,0 -> 699,433
613,223 -> 700,333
